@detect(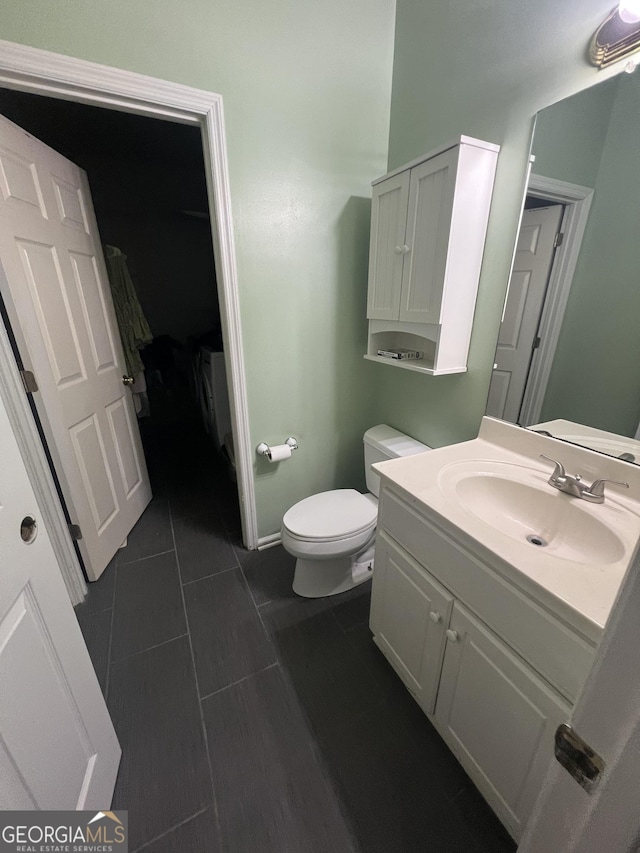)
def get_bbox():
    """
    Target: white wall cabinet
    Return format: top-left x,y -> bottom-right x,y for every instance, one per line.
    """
370,486 -> 588,841
365,136 -> 499,375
